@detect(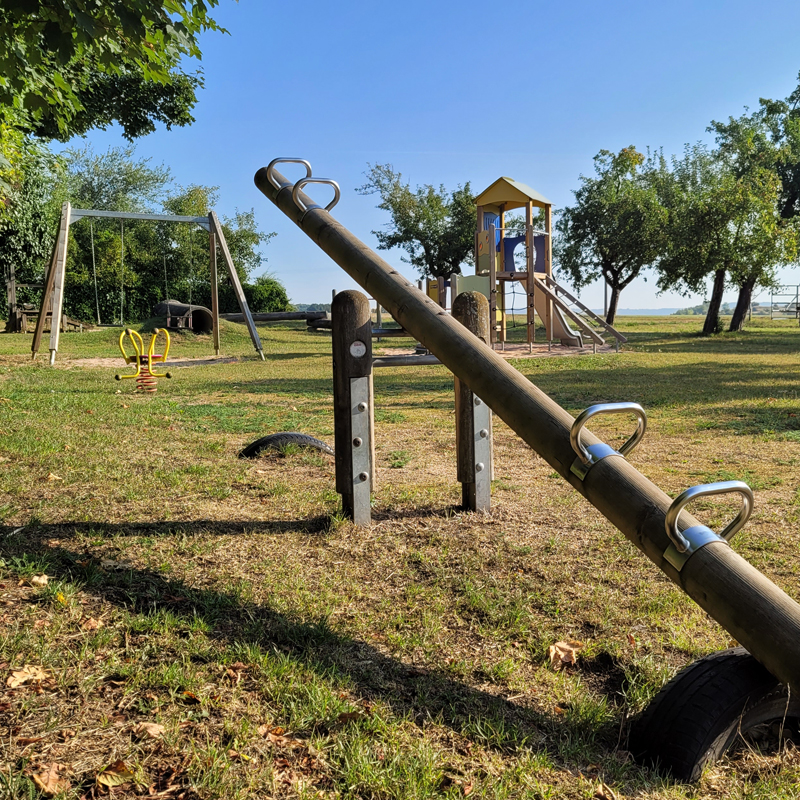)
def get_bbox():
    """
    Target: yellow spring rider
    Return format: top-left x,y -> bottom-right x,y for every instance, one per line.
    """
115,328 -> 172,393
